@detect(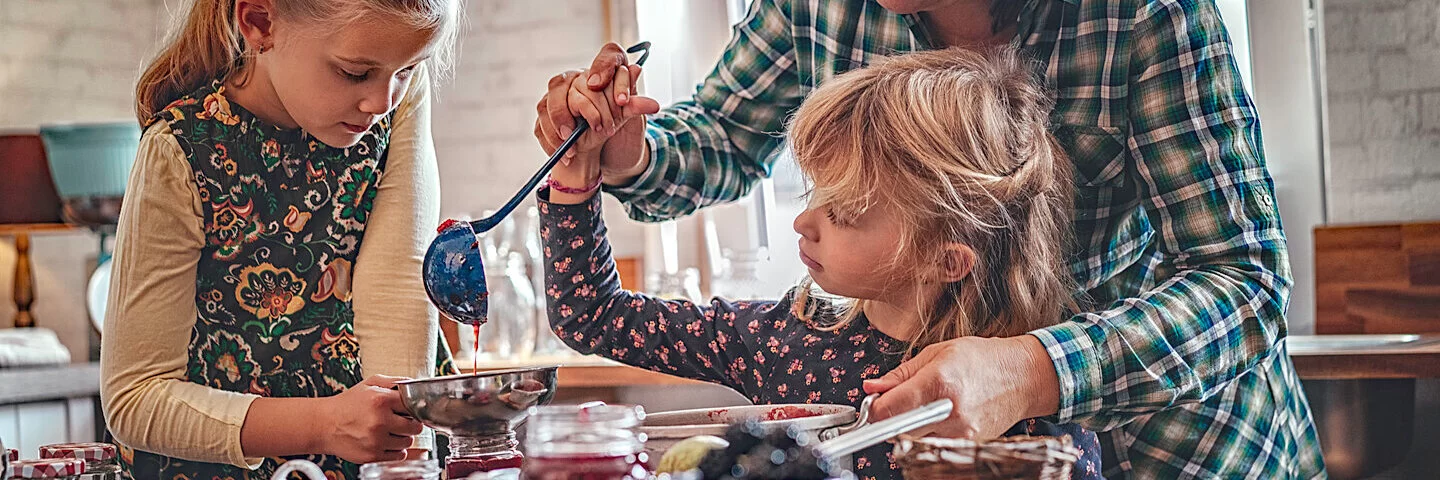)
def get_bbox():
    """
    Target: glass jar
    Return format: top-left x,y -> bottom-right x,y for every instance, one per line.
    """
711,248 -> 771,300
445,434 -> 525,479
358,459 -> 441,480
8,458 -> 85,479
649,268 -> 703,302
38,443 -> 120,480
522,404 -> 648,480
